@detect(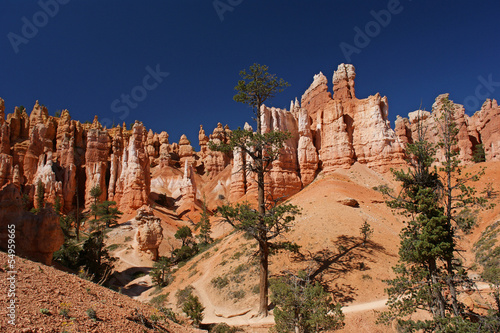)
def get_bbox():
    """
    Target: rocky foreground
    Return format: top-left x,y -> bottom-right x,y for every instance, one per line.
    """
0,252 -> 201,332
